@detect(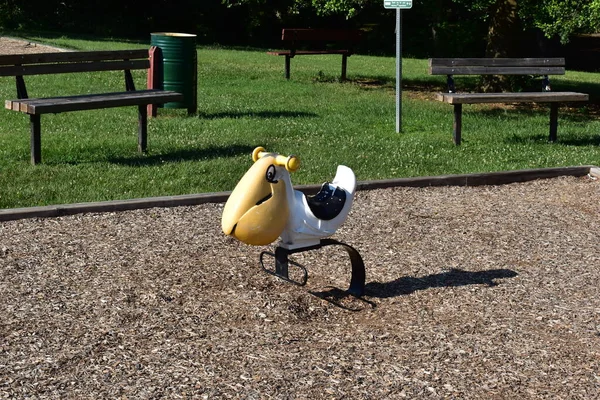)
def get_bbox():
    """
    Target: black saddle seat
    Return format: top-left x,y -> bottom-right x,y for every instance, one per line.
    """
306,183 -> 347,221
